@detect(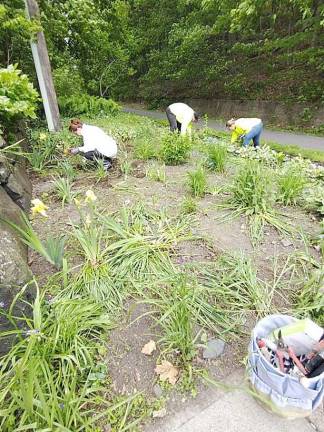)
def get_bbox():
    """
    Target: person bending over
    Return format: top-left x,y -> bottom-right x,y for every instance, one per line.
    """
166,103 -> 199,136
69,119 -> 117,170
226,117 -> 263,148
